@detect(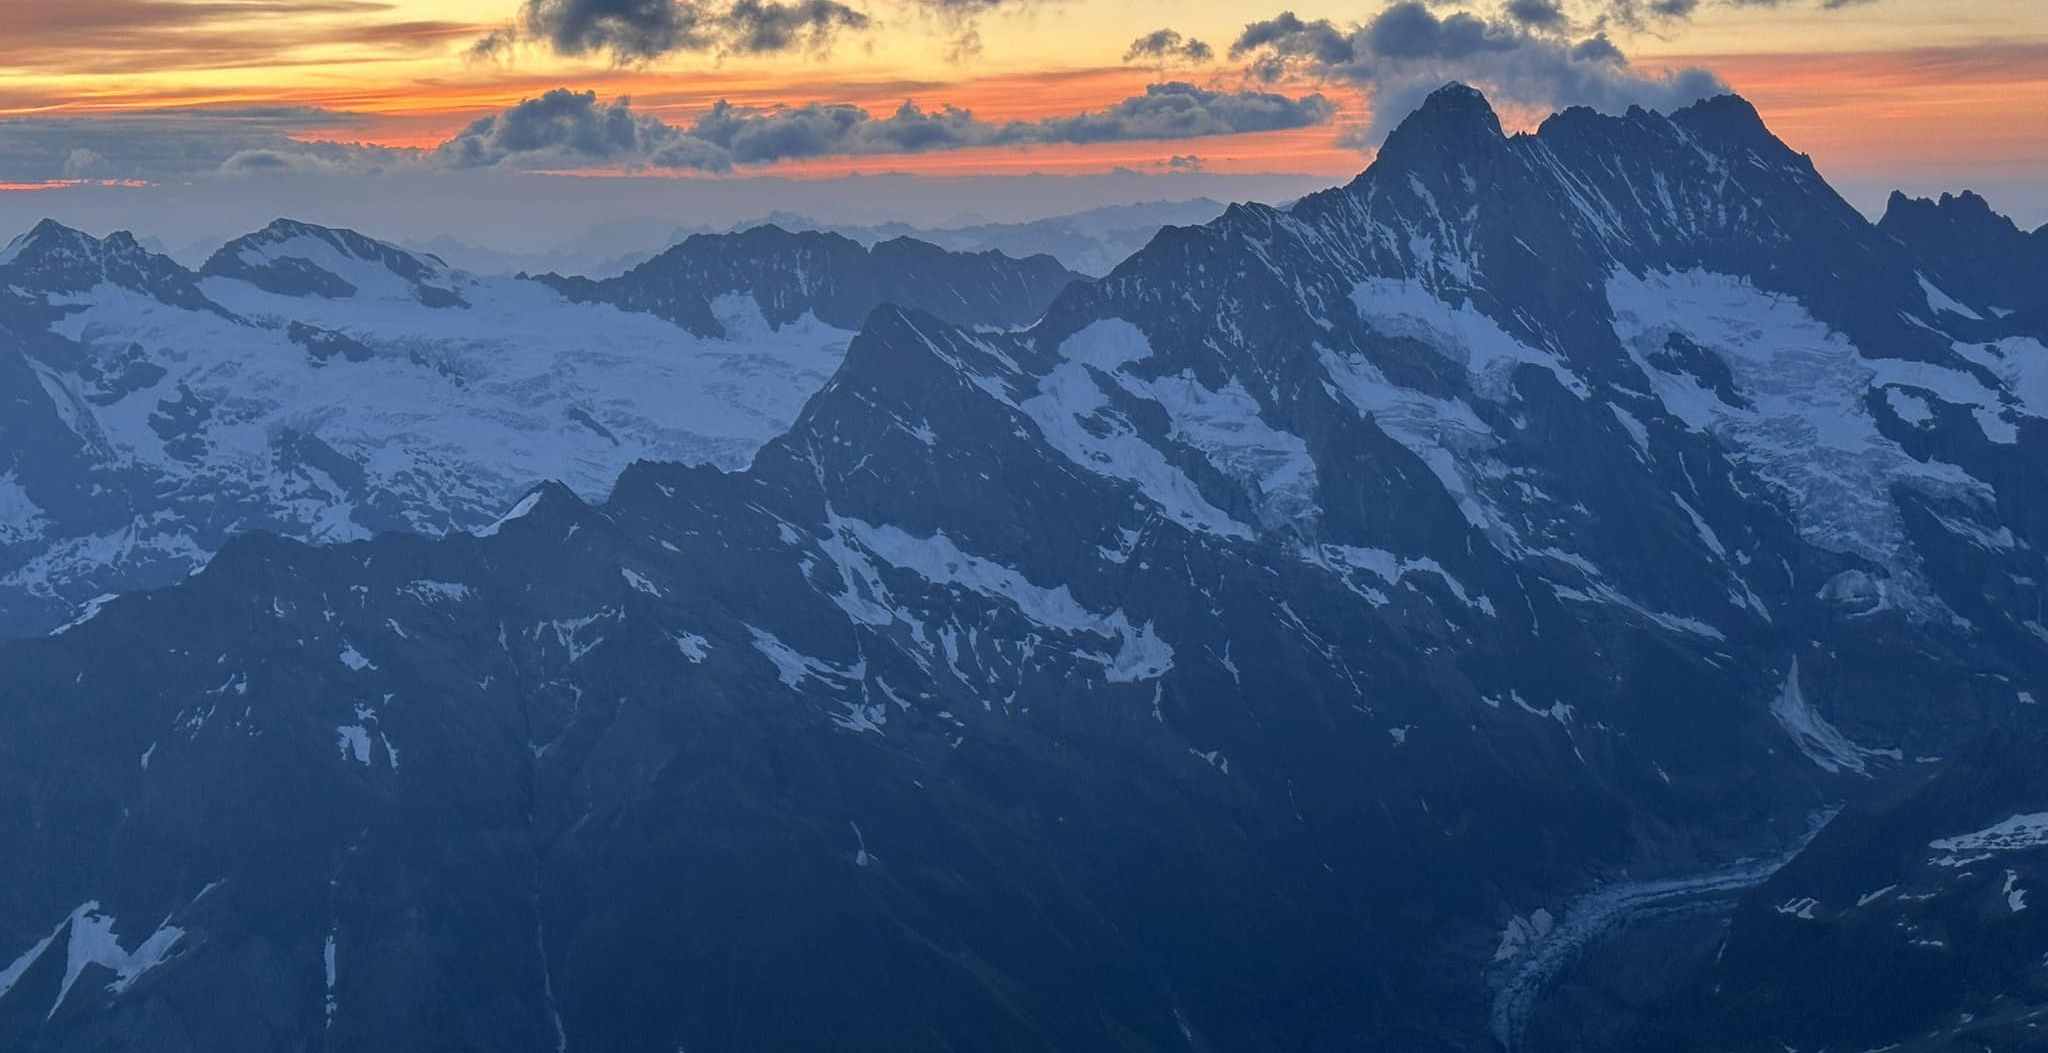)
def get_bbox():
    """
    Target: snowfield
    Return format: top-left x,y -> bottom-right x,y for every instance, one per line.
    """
0,223 -> 859,632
